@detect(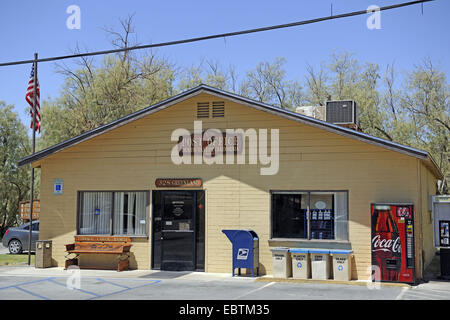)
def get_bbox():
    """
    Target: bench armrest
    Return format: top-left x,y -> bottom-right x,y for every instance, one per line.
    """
65,243 -> 75,251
